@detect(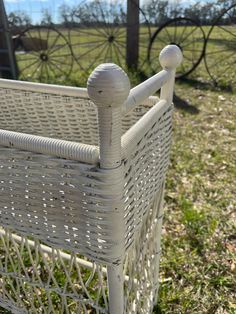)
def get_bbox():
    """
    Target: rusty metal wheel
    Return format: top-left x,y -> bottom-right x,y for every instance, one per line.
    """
147,17 -> 206,78
204,4 -> 236,87
68,0 -> 151,73
14,26 -> 73,82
